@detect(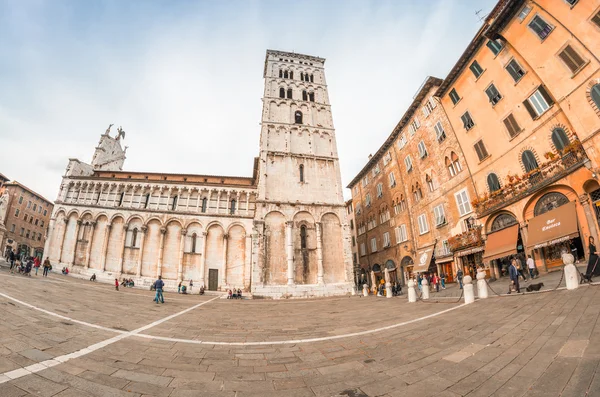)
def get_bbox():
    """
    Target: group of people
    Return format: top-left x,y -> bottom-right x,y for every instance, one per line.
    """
9,255 -> 52,277
416,272 -> 446,292
227,289 -> 243,299
178,280 -> 193,294
373,280 -> 402,297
